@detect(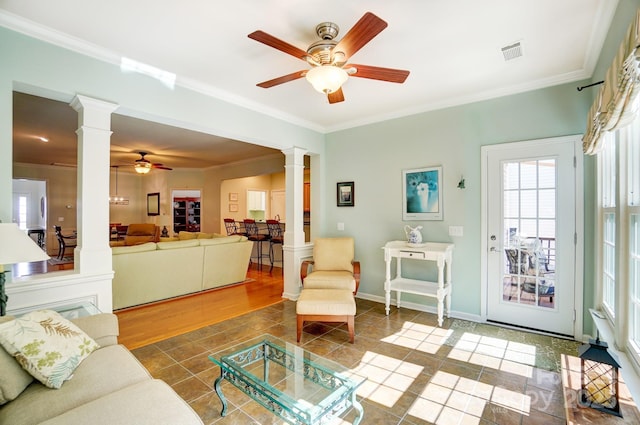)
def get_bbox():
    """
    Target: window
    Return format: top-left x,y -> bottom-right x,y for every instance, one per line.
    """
600,134 -> 617,315
598,115 -> 640,369
18,195 -> 27,230
627,119 -> 640,359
